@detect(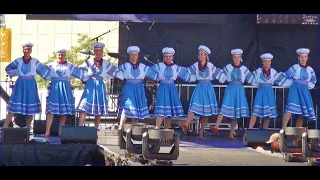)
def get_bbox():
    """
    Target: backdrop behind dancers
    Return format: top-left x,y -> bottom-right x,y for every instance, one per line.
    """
76,42 -> 117,129
3,41 -> 50,128
44,47 -> 87,137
